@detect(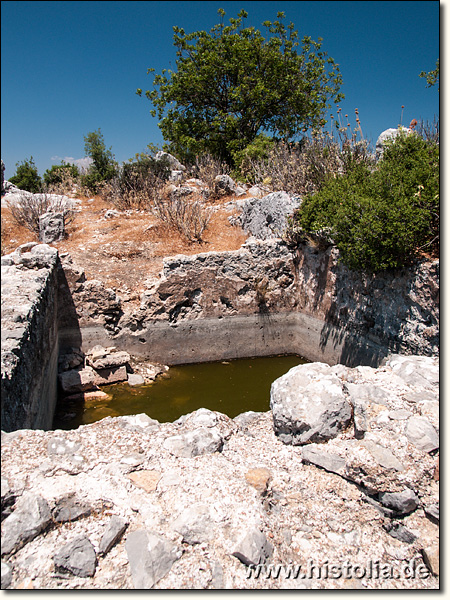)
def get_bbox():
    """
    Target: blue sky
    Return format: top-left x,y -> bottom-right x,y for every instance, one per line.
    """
1,0 -> 440,180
